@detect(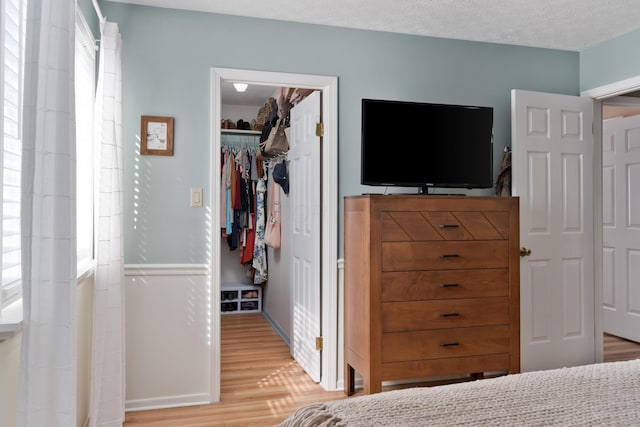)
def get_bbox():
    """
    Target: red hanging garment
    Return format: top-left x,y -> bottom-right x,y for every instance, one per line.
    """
241,214 -> 256,264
